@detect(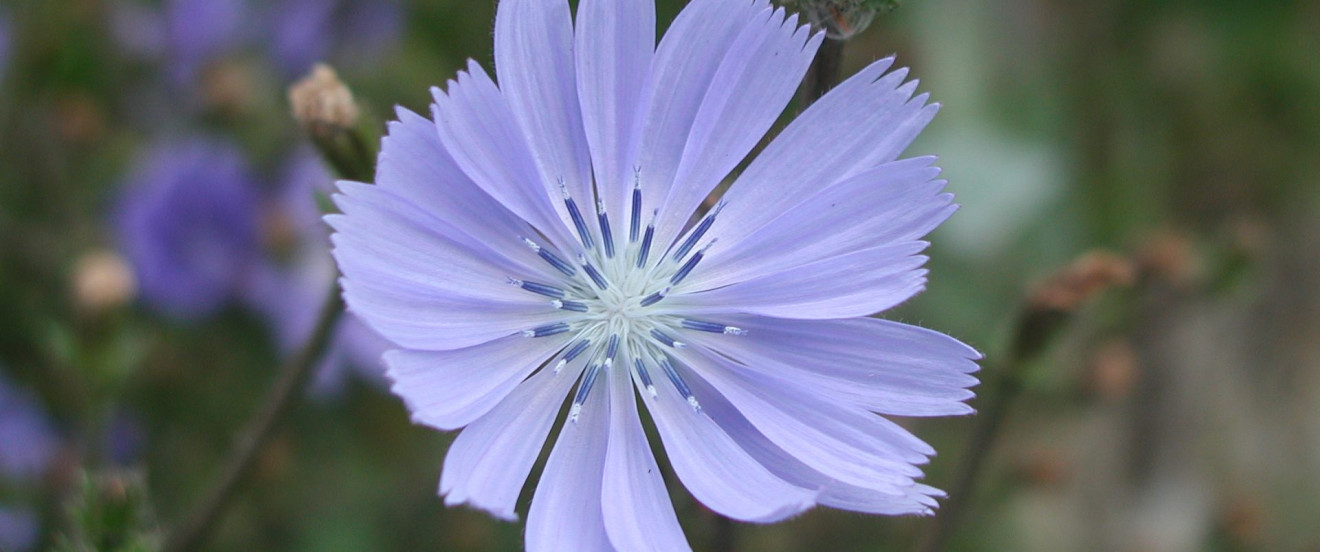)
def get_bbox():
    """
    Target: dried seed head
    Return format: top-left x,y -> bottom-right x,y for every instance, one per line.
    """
777,0 -> 900,39
72,249 -> 137,313
1027,251 -> 1135,313
289,64 -> 359,138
